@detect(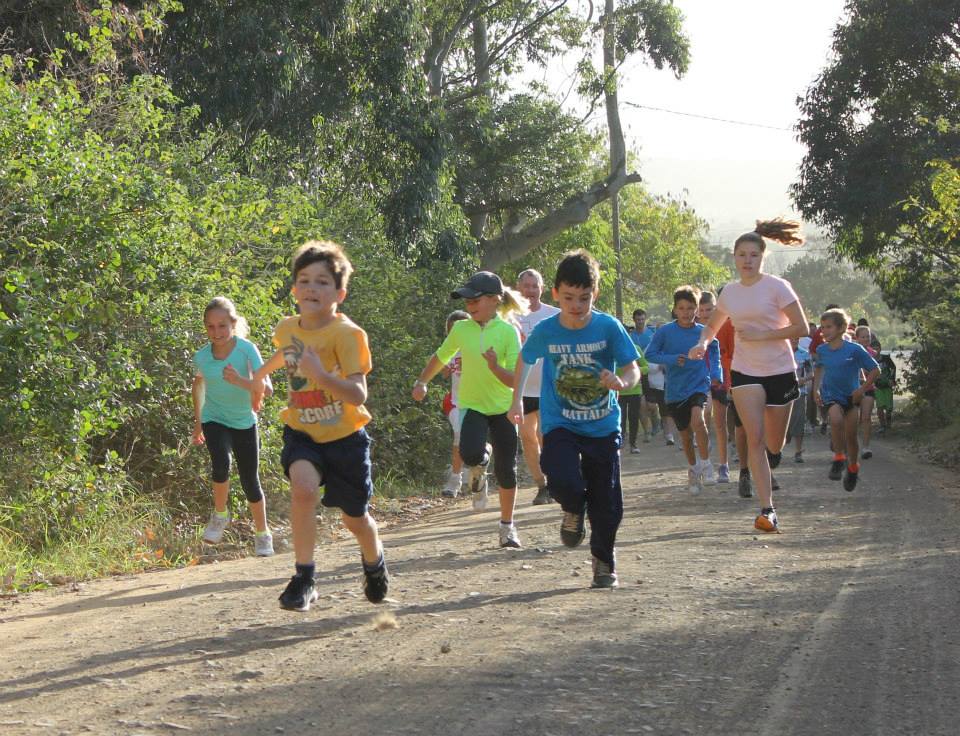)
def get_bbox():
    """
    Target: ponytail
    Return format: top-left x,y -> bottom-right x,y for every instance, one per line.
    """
498,287 -> 529,320
735,217 -> 804,251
